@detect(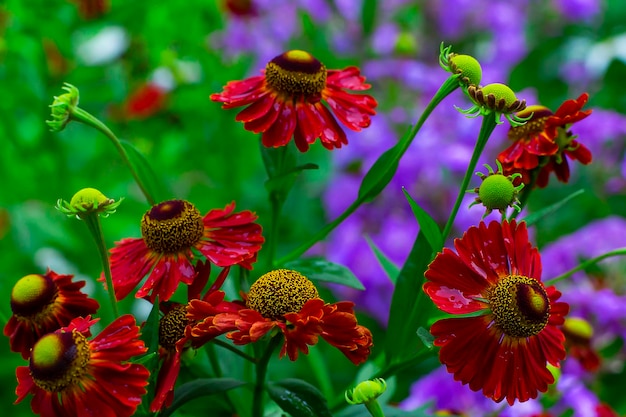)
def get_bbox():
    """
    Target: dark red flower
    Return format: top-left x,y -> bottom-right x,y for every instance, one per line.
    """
4,269 -> 99,359
497,93 -> 592,188
71,0 -> 109,20
424,220 -> 569,405
149,262 -> 231,412
188,269 -> 373,364
106,200 -> 264,302
211,50 -> 377,152
15,315 -> 149,417
562,317 -> 600,372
